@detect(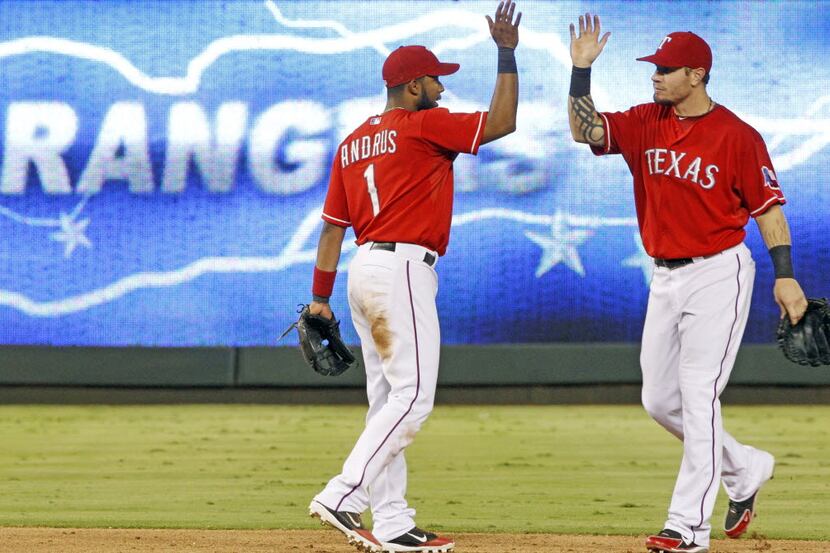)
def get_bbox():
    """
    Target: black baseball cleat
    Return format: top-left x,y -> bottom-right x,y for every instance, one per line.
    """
724,451 -> 775,538
380,526 -> 454,552
724,491 -> 759,539
309,499 -> 381,552
645,528 -> 708,553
